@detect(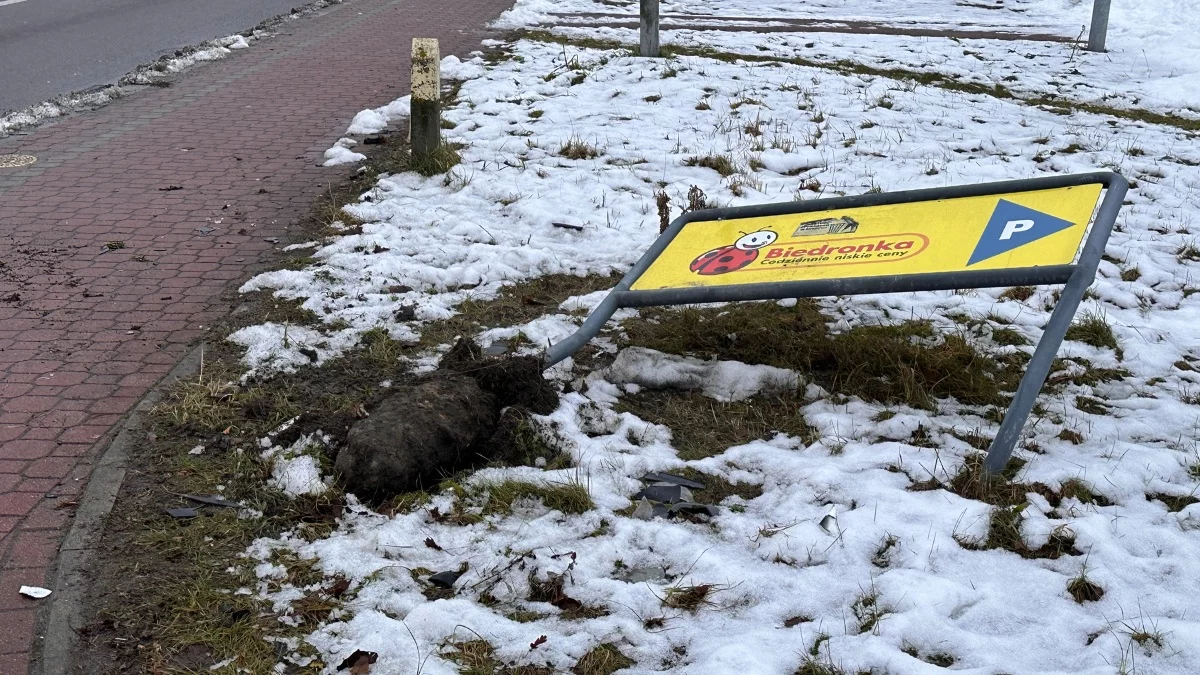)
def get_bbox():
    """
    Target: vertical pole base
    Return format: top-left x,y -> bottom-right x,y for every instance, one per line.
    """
410,99 -> 441,157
